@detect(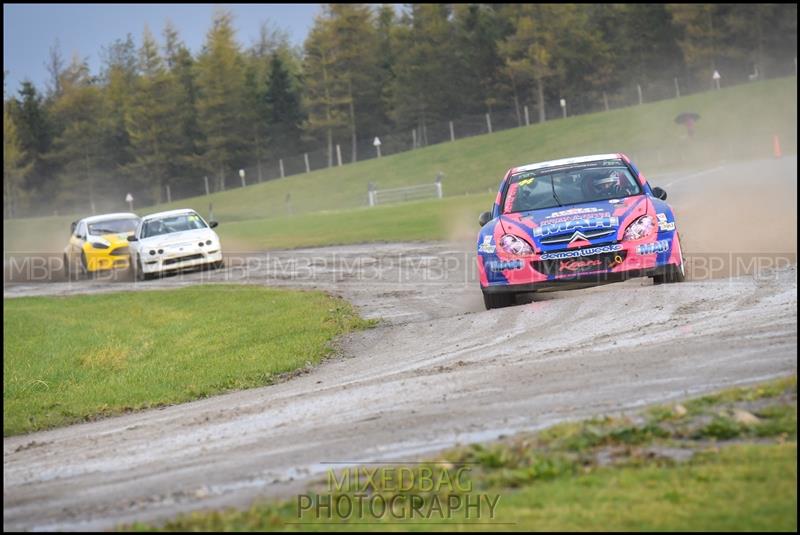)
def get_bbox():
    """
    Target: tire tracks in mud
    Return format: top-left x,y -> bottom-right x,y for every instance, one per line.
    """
3,250 -> 796,531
